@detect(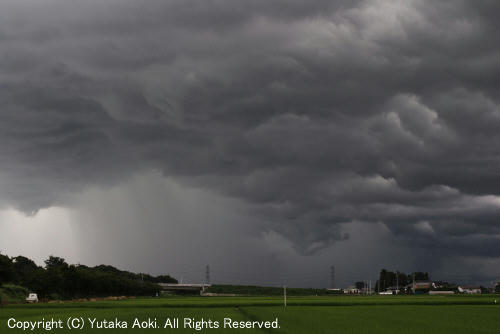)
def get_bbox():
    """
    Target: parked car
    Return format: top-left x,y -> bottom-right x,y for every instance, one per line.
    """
26,293 -> 38,303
